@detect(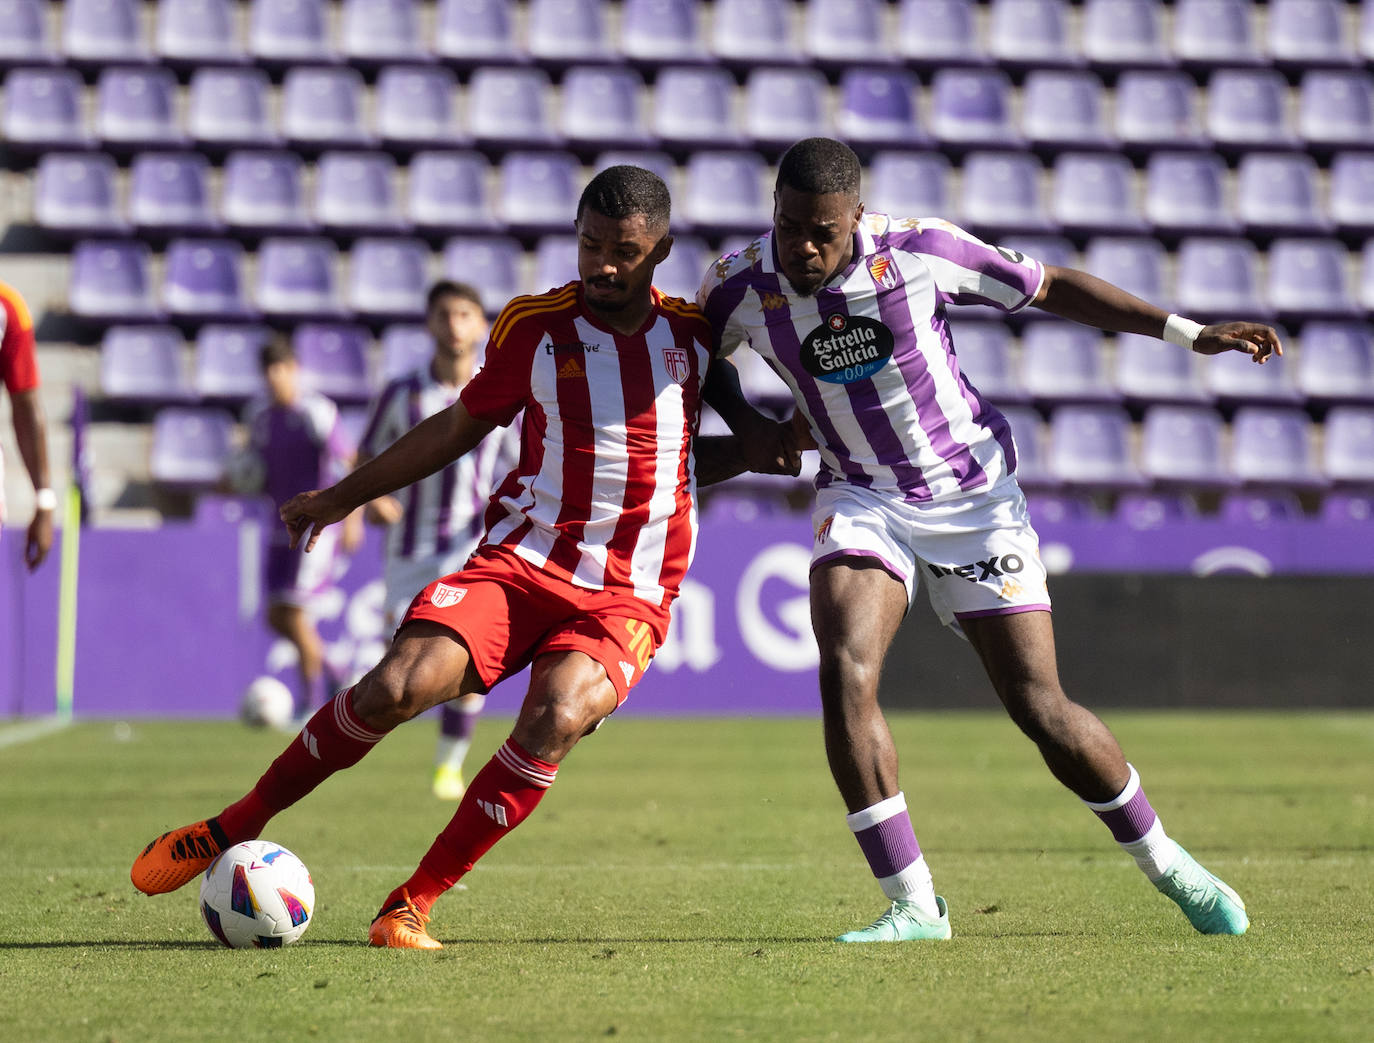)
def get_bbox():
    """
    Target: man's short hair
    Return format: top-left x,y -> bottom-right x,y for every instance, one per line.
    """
576,165 -> 671,231
776,137 -> 862,199
426,279 -> 485,316
259,334 -> 295,370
